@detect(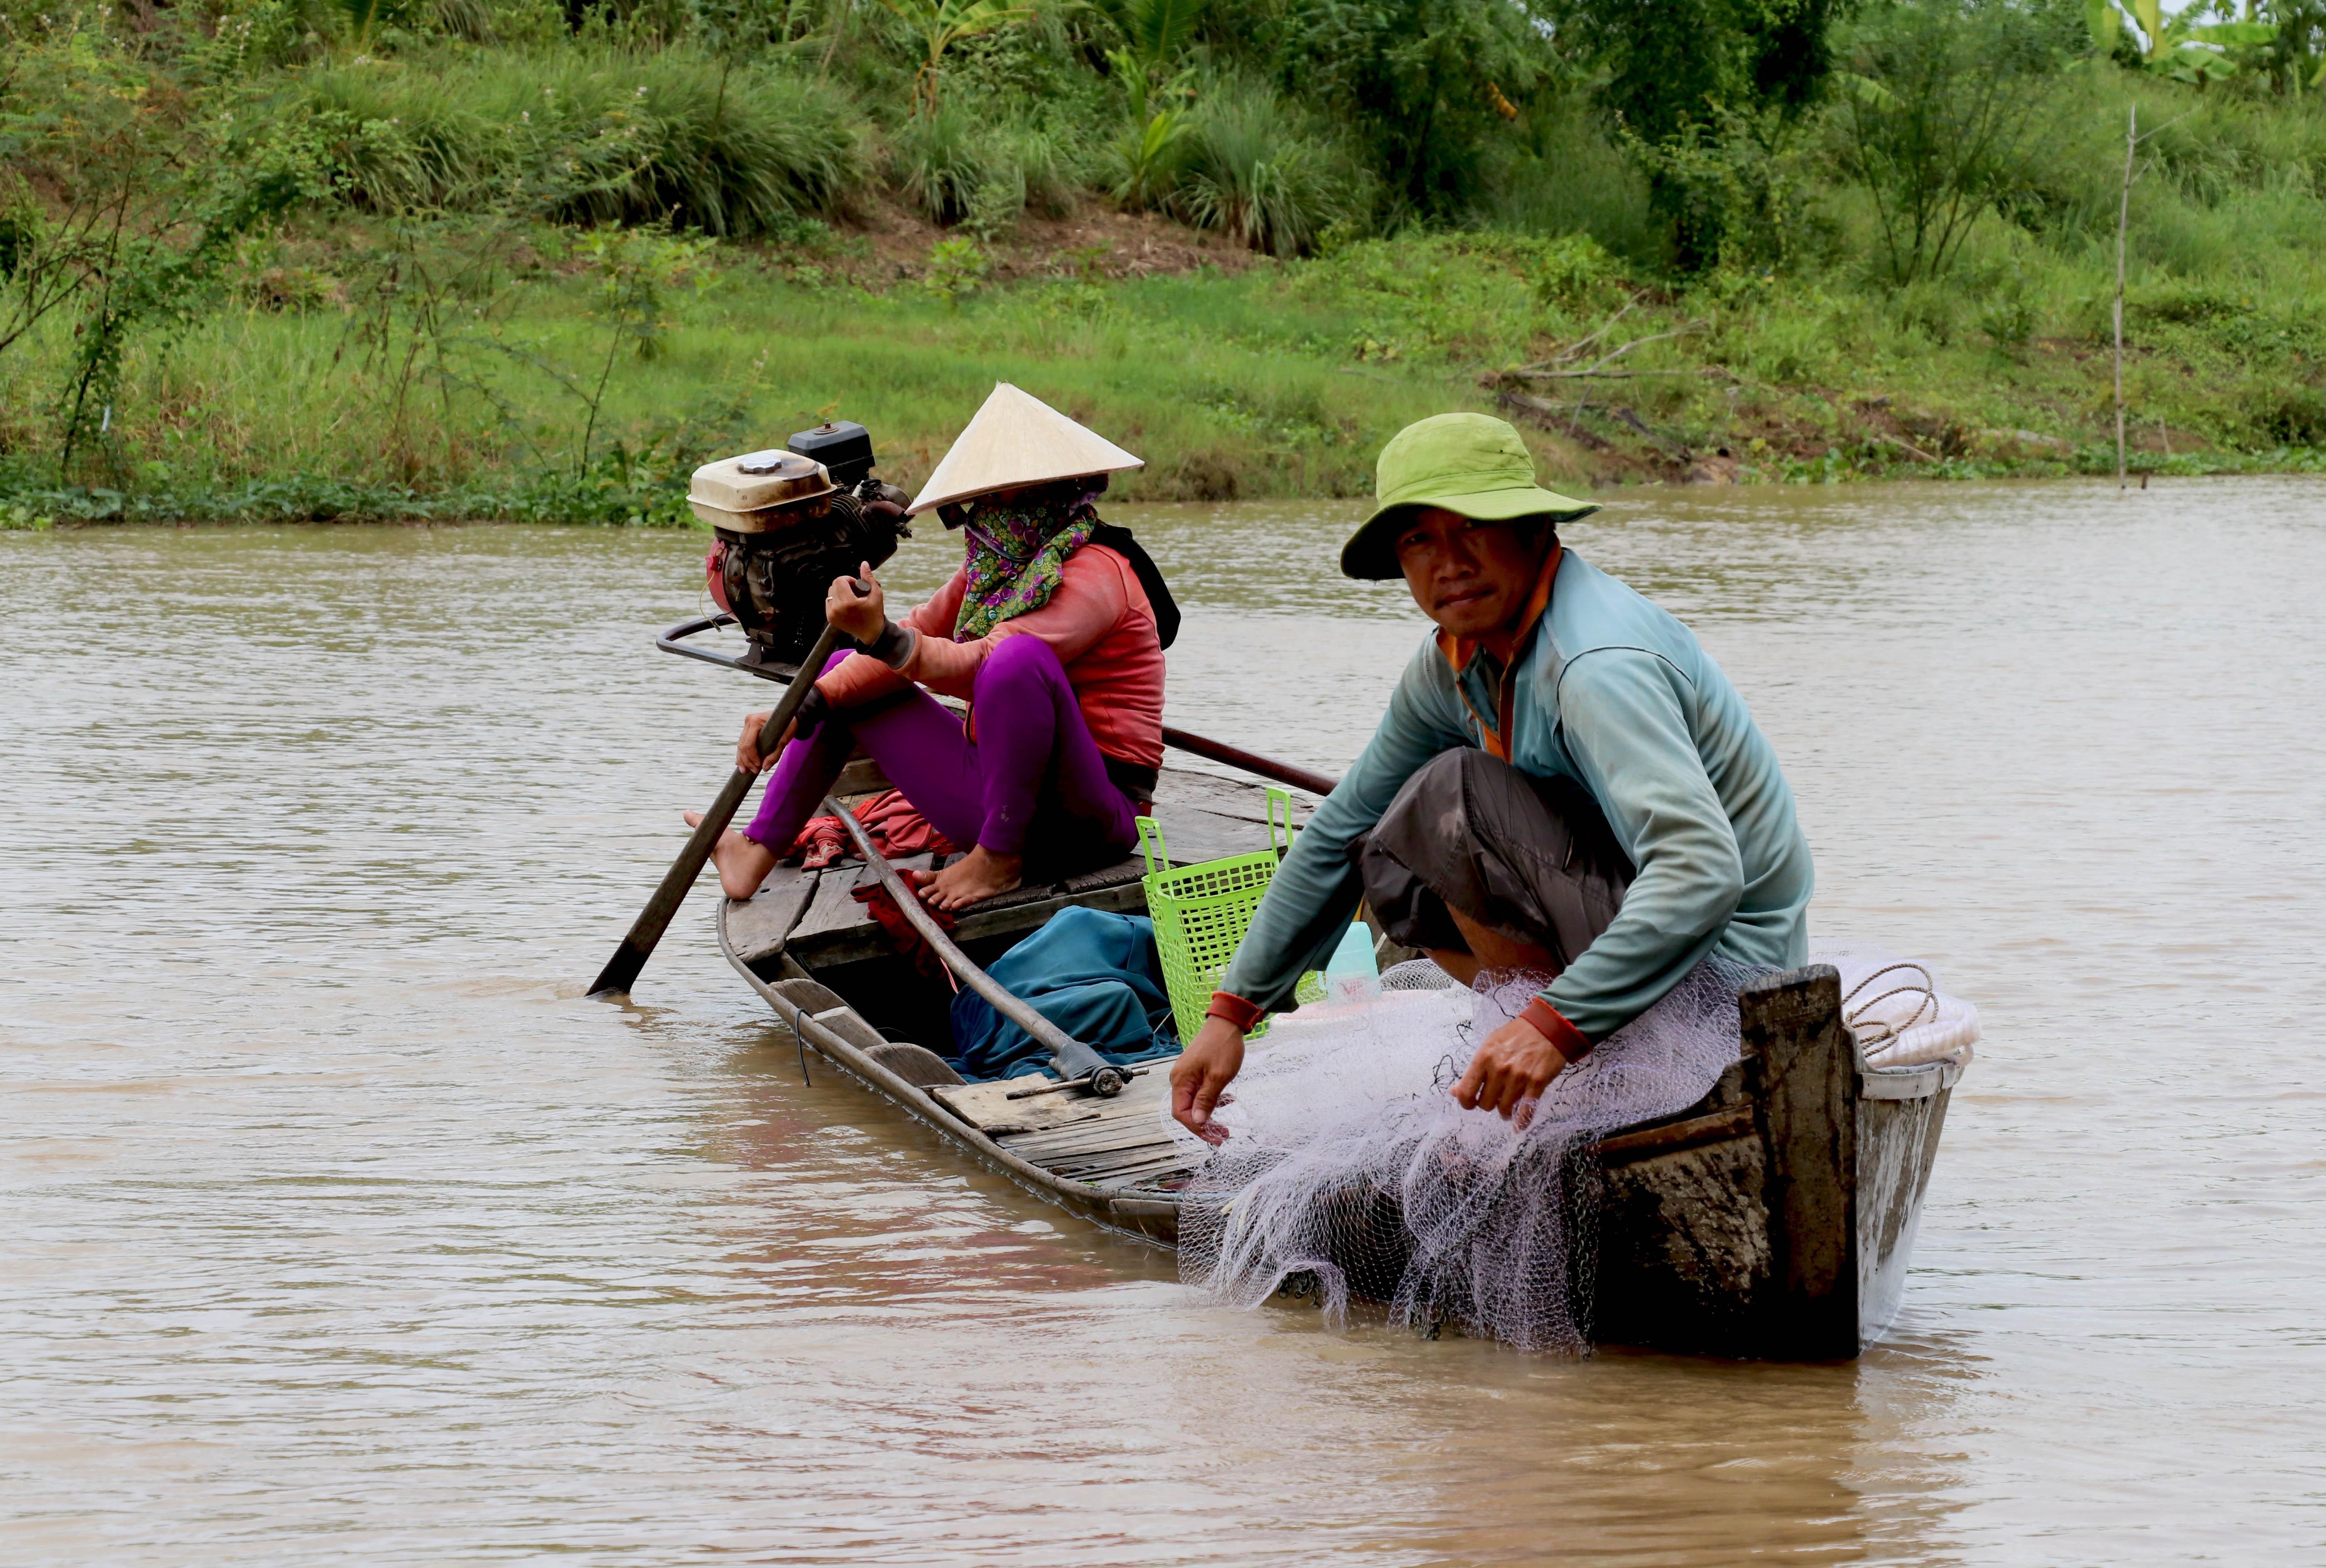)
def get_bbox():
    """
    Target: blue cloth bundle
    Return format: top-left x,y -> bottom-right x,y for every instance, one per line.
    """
947,906 -> 1181,1080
